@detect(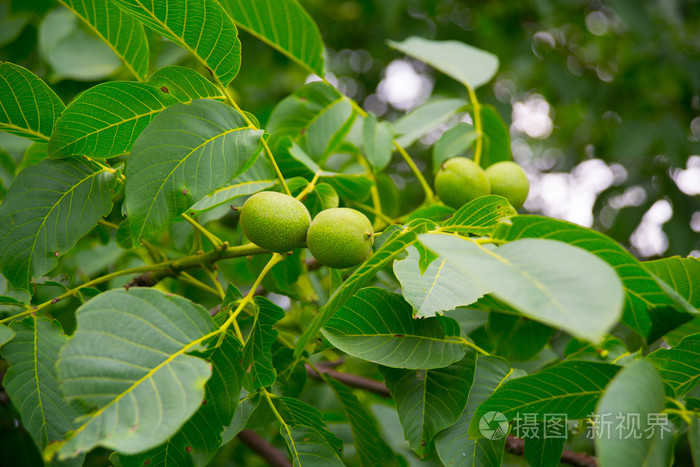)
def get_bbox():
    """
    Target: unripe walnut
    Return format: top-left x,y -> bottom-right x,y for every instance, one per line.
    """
239,191 -> 311,253
307,208 -> 374,269
434,157 -> 490,209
